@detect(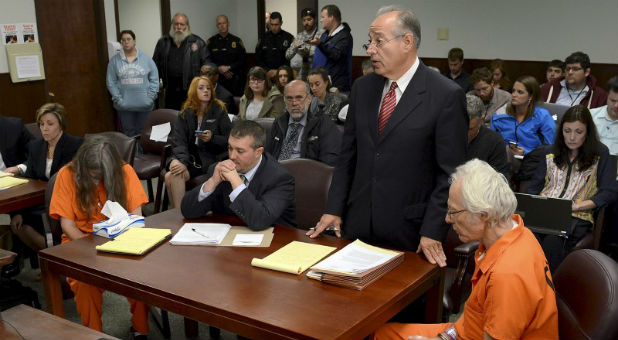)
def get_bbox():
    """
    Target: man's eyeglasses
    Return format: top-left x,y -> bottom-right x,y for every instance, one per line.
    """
447,209 -> 467,220
363,34 -> 405,51
565,66 -> 583,73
